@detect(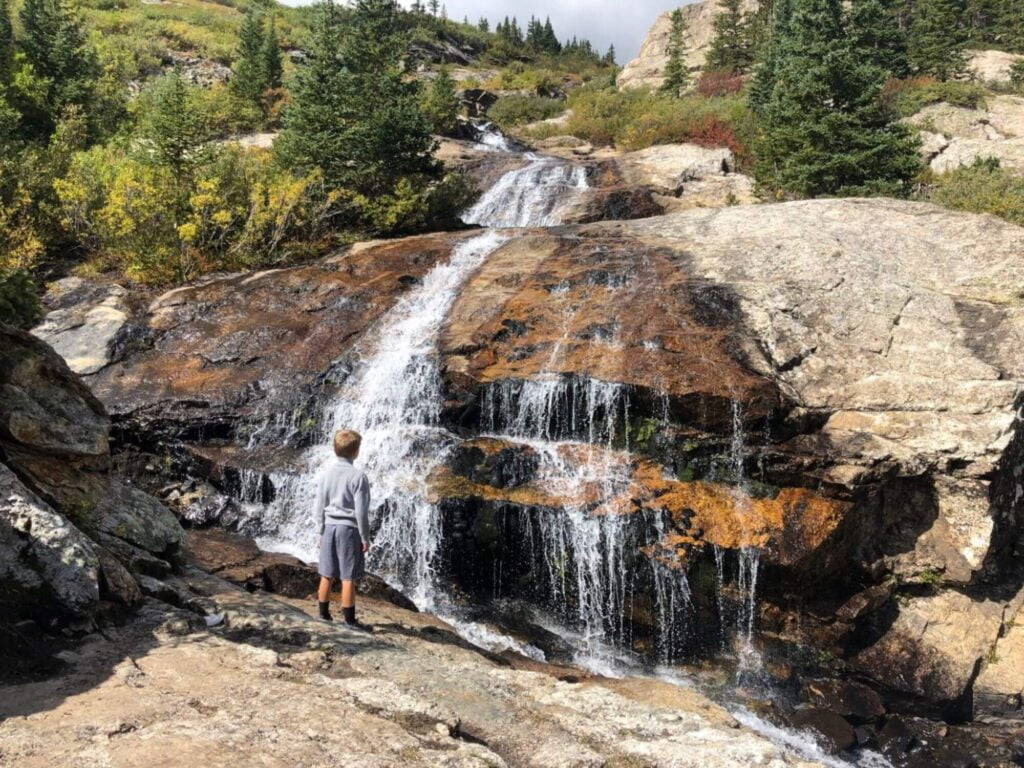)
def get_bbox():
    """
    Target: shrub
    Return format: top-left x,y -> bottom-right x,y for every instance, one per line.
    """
488,94 -> 565,128
697,69 -> 745,98
925,158 -> 1024,227
348,171 -> 477,235
563,86 -> 756,162
1011,61 -> 1024,90
881,77 -> 988,117
0,269 -> 42,329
